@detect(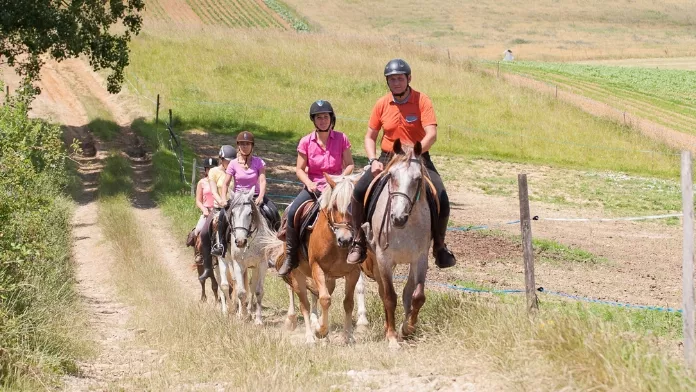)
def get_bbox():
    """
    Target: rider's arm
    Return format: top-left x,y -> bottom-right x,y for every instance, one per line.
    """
195,180 -> 207,214
209,175 -> 224,206
295,153 -> 313,188
364,126 -> 380,160
257,166 -> 267,201
421,124 -> 437,153
222,173 -> 234,202
341,143 -> 355,176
